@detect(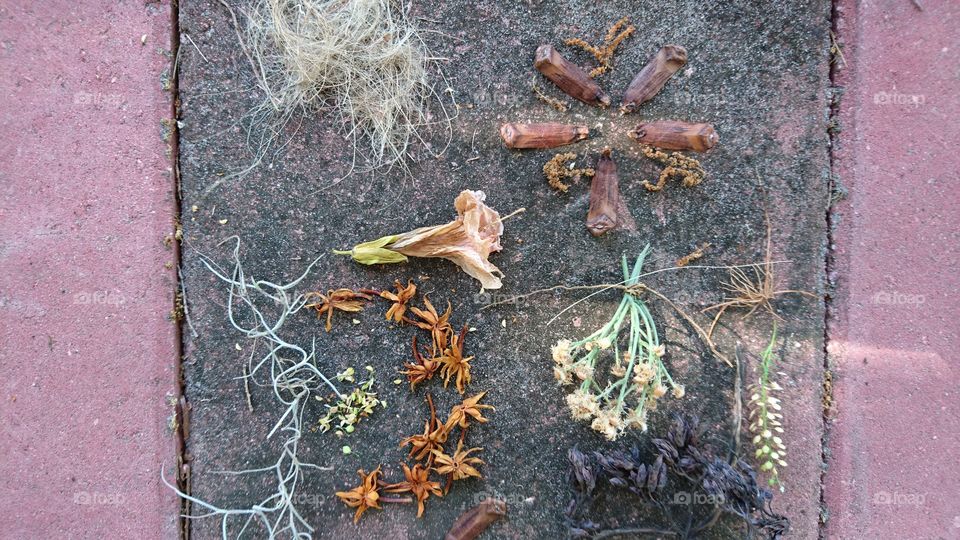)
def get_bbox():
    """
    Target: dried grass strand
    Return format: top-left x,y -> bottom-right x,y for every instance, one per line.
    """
210,0 -> 455,191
